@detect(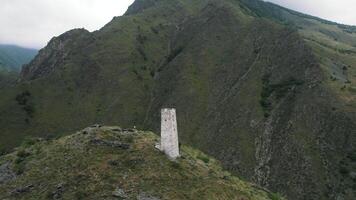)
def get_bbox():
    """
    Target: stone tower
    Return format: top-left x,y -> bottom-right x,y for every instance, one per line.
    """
160,108 -> 180,159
